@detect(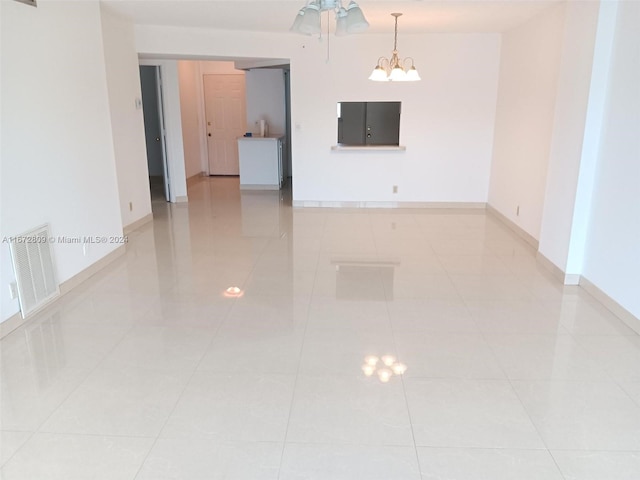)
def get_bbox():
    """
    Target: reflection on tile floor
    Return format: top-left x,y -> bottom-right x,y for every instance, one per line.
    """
1,177 -> 639,479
